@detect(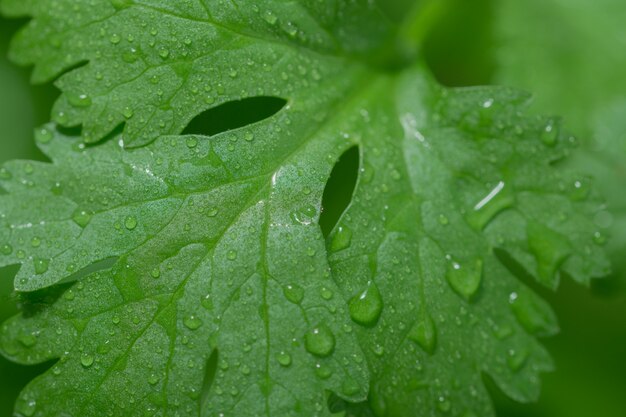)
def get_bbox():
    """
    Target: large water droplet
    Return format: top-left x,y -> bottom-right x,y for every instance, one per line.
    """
446,257 -> 483,301
305,324 -> 335,357
348,282 -> 383,327
466,181 -> 513,230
